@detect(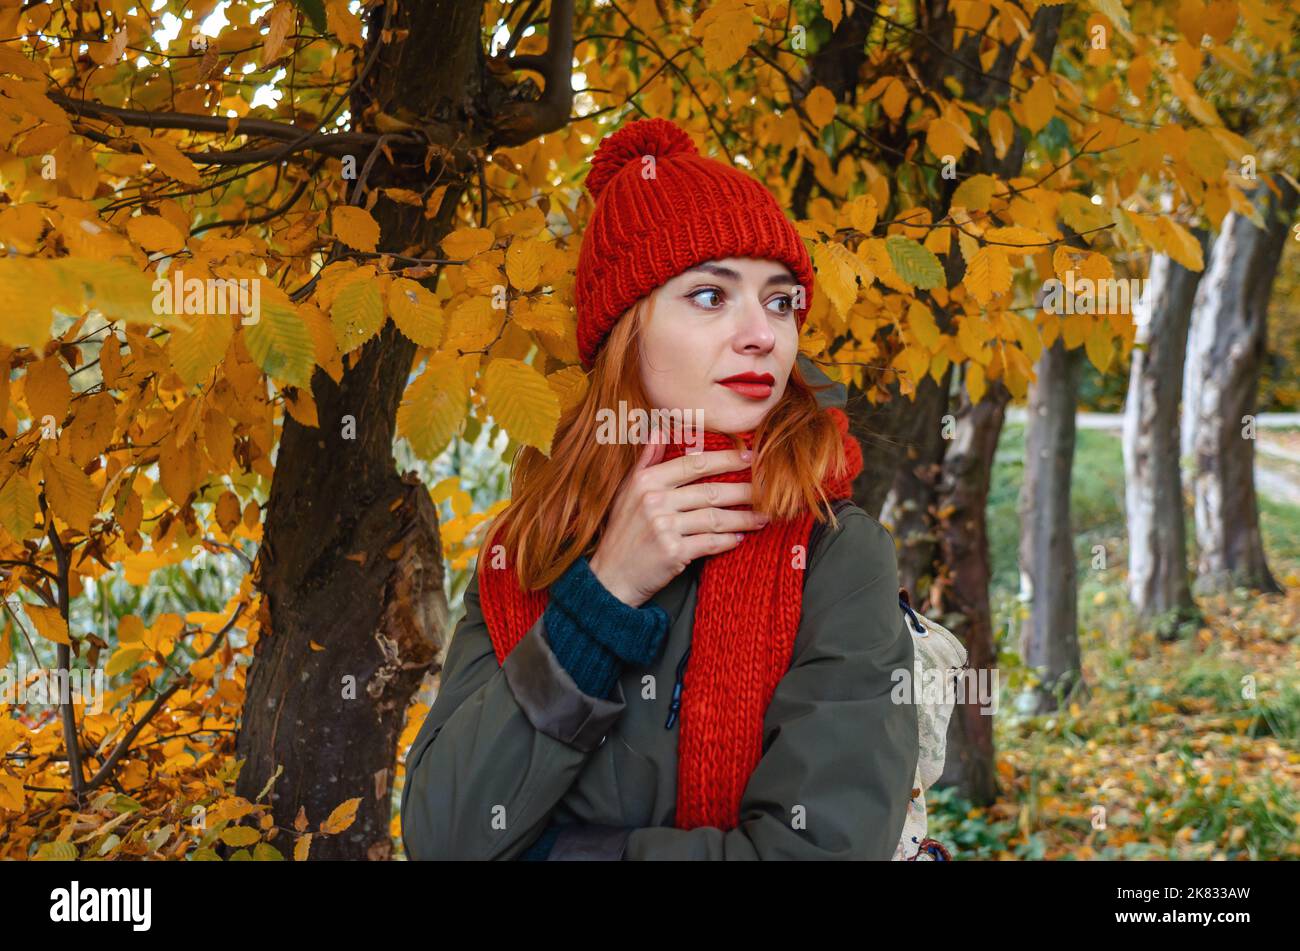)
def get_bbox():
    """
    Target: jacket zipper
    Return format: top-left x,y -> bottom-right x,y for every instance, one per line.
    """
664,559 -> 705,730
664,644 -> 691,730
